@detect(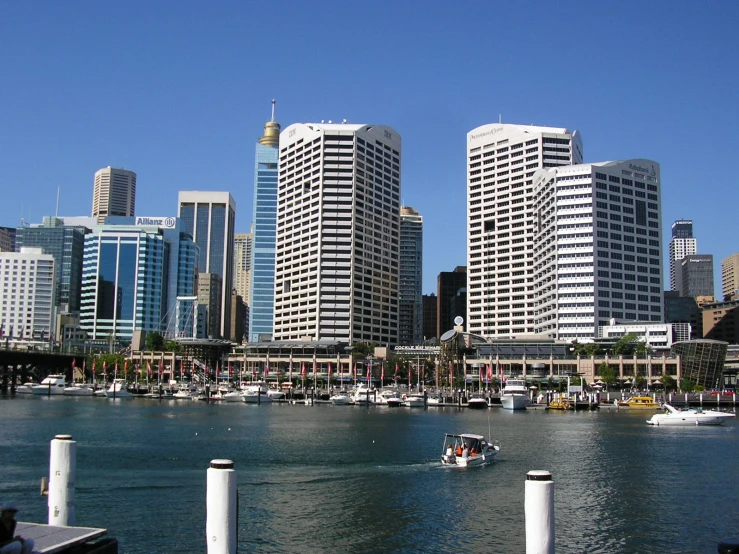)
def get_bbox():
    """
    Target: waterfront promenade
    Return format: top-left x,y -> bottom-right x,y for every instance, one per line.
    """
1,395 -> 737,553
